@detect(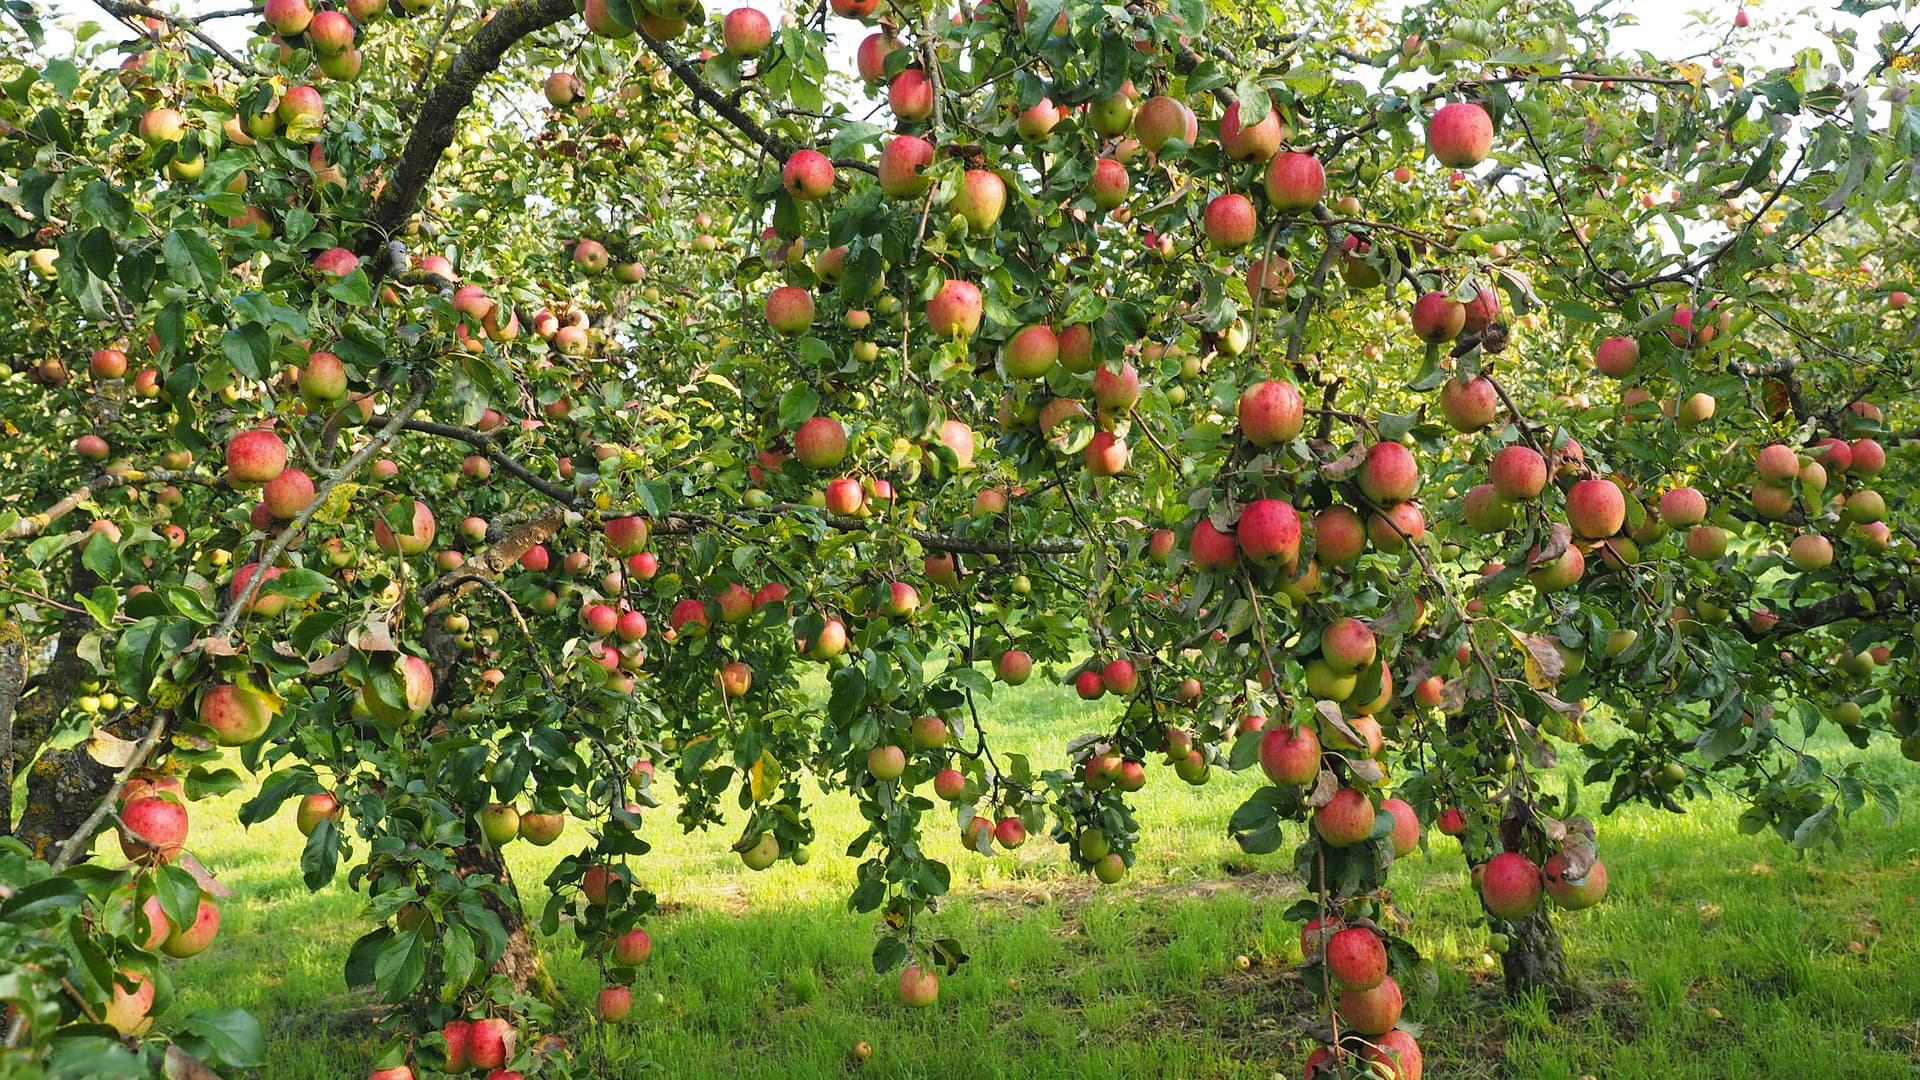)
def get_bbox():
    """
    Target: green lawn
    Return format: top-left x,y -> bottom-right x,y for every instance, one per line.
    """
136,678 -> 1920,1079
